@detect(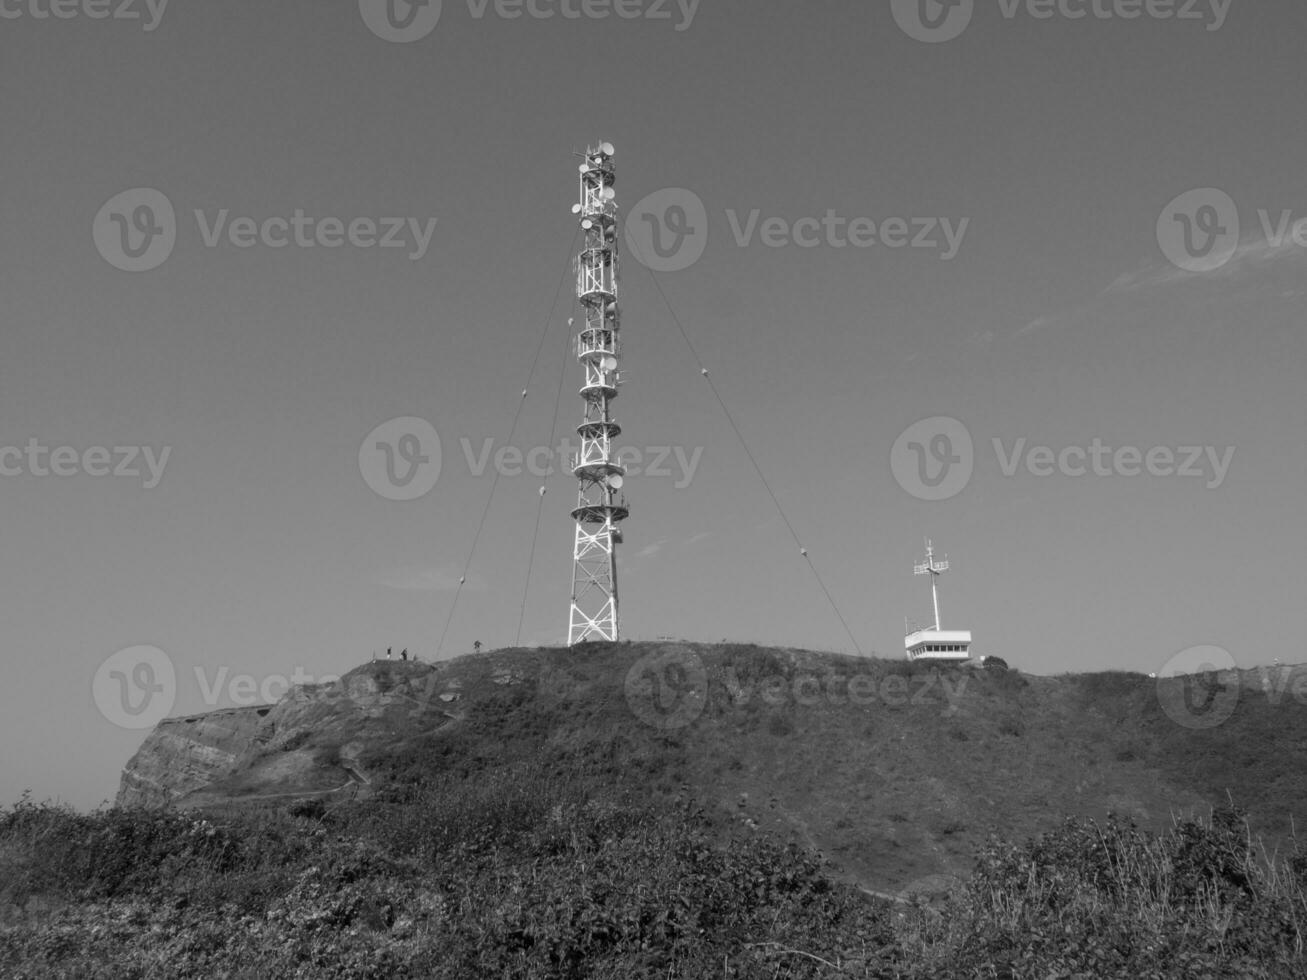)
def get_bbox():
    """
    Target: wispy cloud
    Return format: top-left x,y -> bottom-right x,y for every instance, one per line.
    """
1014,314 -> 1060,337
629,533 -> 709,567
371,565 -> 487,593
635,539 -> 667,560
1014,232 -> 1307,340
1109,235 -> 1307,294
